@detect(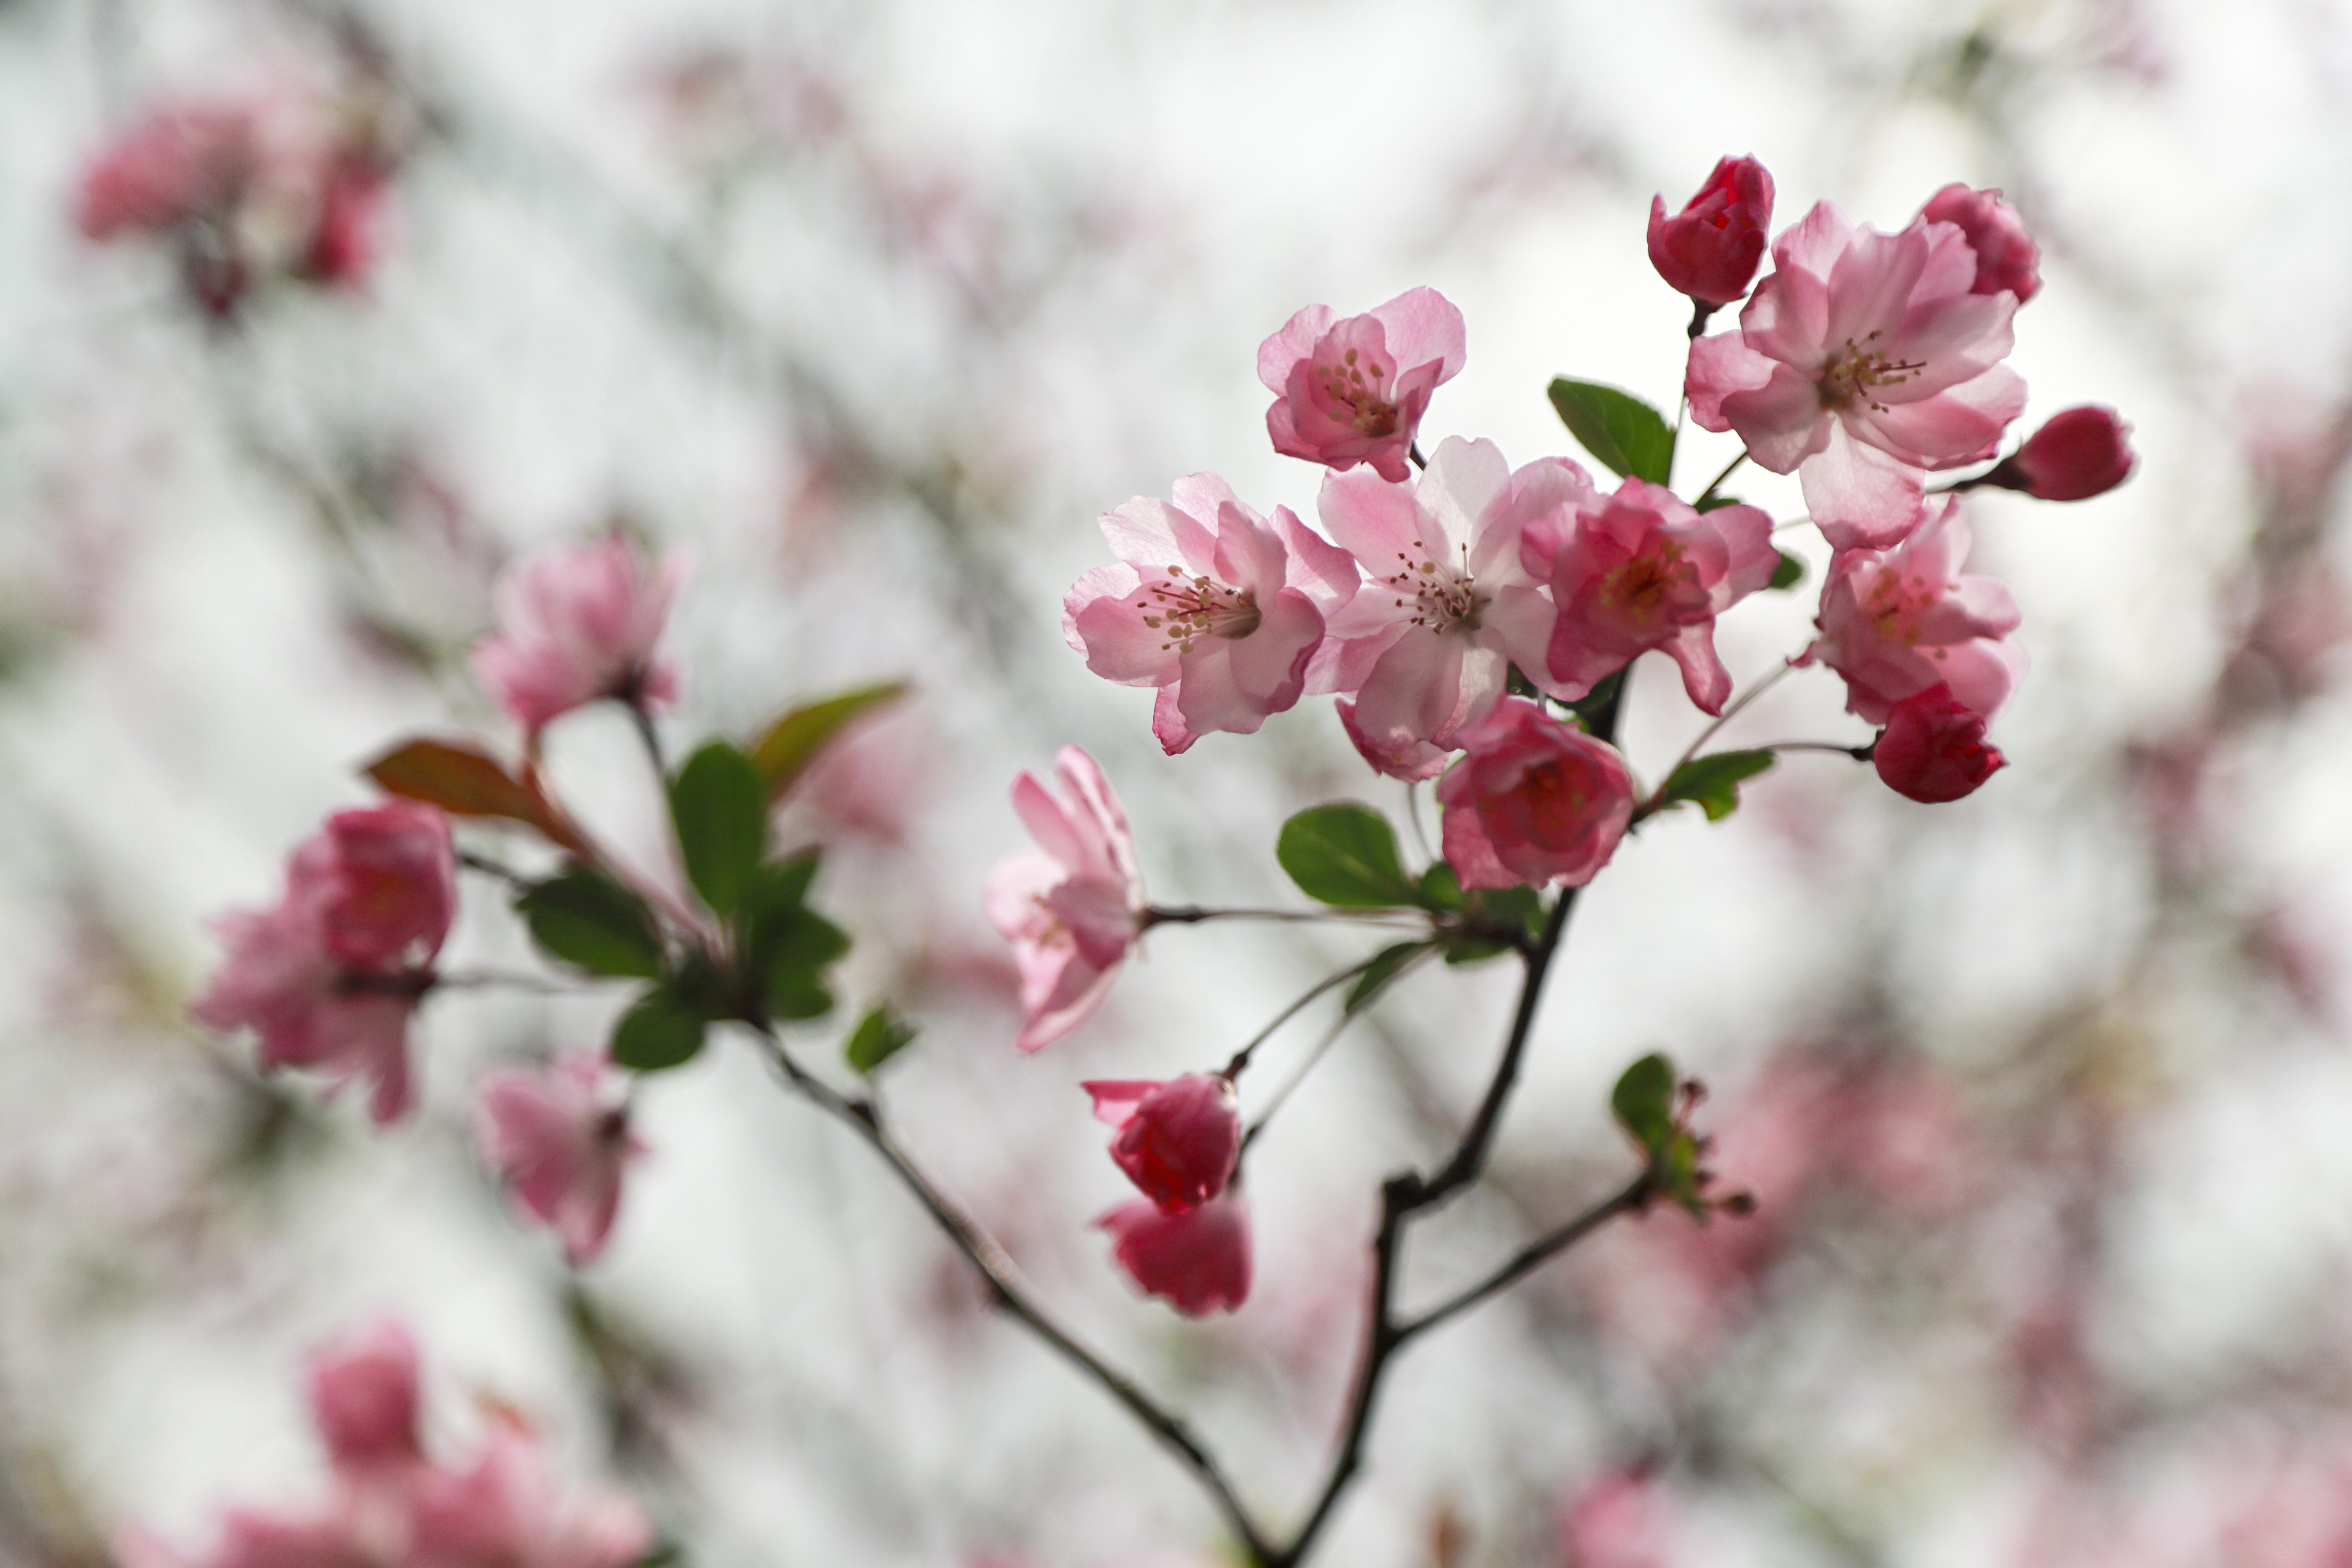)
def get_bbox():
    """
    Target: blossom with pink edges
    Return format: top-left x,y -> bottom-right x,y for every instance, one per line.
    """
307,1319 -> 423,1476
1435,698 -> 1634,891
1996,405 -> 2136,501
1522,476 -> 1777,714
1686,200 -> 2028,549
1873,683 -> 2006,802
1064,474 -> 1358,753
1917,183 -> 2041,303
1647,155 -> 1775,308
1319,437 -> 1595,776
1810,495 -> 2025,724
1098,1189 -> 1252,1316
474,1053 -> 644,1265
191,801 -> 456,1123
983,747 -> 1145,1053
1084,1075 -> 1241,1210
1258,287 -> 1467,483
470,535 -> 686,741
